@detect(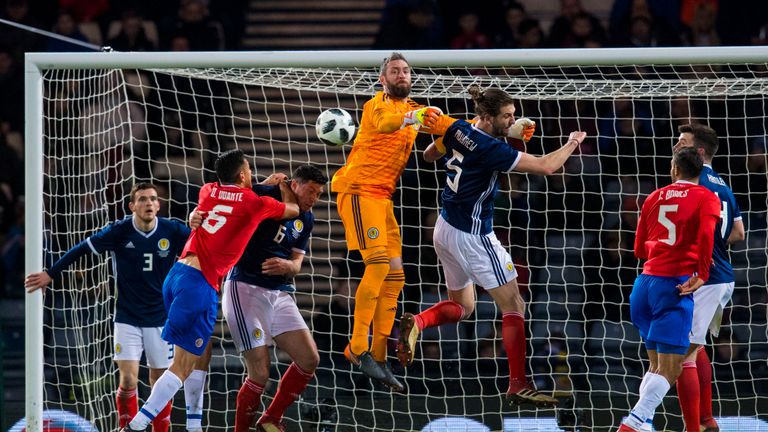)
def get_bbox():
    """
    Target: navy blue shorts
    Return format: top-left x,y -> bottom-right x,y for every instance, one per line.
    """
630,274 -> 693,355
161,263 -> 218,356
